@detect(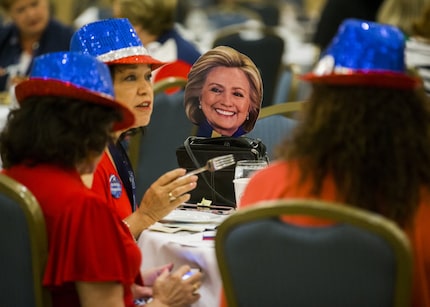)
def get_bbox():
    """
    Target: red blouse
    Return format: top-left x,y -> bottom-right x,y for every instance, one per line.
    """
91,151 -> 133,219
3,164 -> 141,307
